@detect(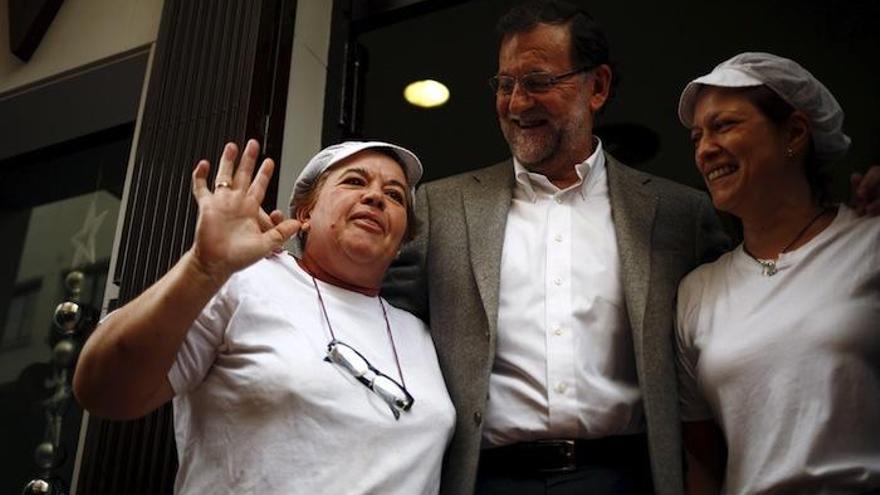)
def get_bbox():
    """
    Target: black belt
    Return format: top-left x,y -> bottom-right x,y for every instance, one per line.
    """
479,435 -> 649,474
